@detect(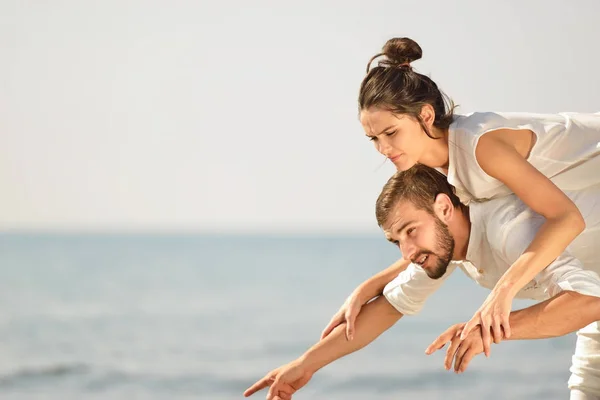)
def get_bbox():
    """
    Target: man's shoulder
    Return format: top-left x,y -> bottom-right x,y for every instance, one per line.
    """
472,194 -> 544,261
473,195 -> 539,240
